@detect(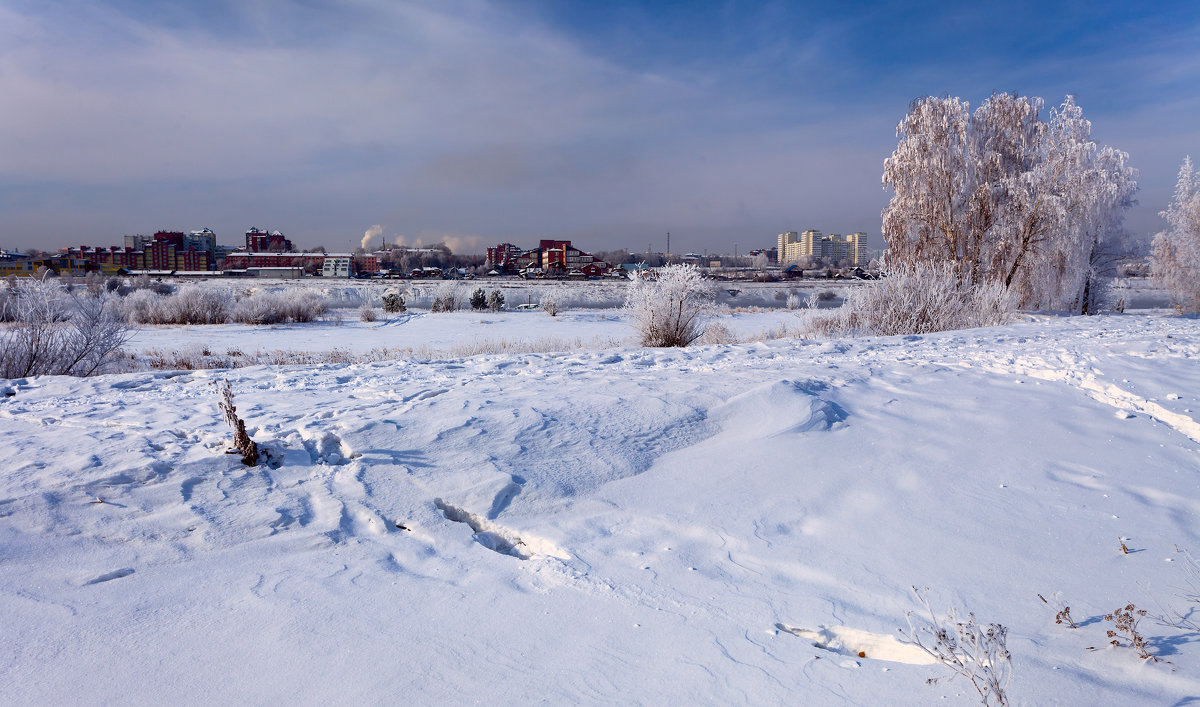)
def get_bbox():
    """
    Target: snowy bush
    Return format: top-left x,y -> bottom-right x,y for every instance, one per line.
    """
429,281 -> 464,313
539,286 -> 565,316
0,277 -> 134,378
382,291 -> 406,313
903,588 -> 1012,707
119,286 -> 231,325
805,262 -> 1014,337
487,289 -> 505,312
165,286 -> 231,324
280,291 -> 330,322
359,304 -> 379,322
230,290 -> 329,324
697,321 -> 739,345
0,285 -> 14,323
119,289 -> 165,324
83,271 -> 106,297
624,264 -> 716,347
1151,157 -> 1200,313
785,292 -> 801,310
